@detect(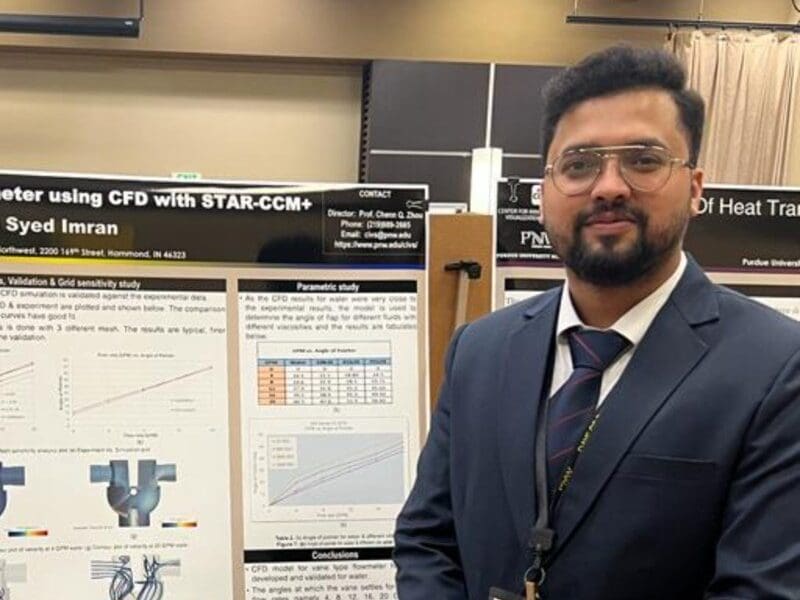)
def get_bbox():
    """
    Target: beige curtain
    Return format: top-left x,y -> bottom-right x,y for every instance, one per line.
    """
667,30 -> 800,185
